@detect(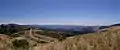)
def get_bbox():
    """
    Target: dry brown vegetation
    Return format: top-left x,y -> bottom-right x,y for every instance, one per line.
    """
0,26 -> 120,50
0,34 -> 12,50
34,26 -> 120,50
